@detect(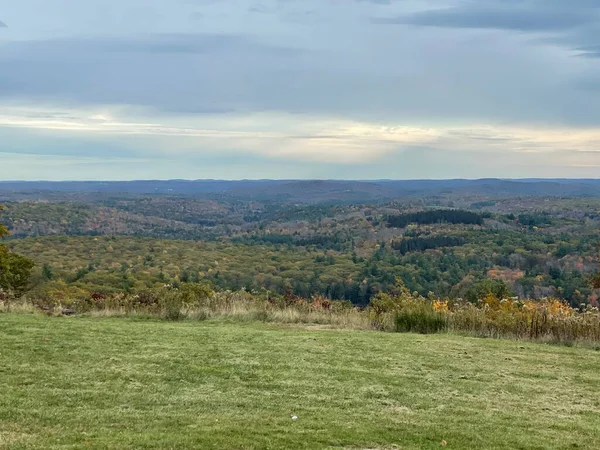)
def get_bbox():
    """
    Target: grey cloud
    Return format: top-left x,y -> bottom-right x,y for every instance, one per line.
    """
376,0 -> 600,64
1,0 -> 600,128
0,33 -> 307,113
575,73 -> 600,92
0,21 -> 7,27
357,0 -> 391,4
378,5 -> 595,32
545,22 -> 600,56
2,26 -> 600,126
0,33 -> 304,56
2,0 -> 600,180
540,0 -> 600,8
251,2 -> 318,23
0,127 -> 139,159
578,45 -> 600,58
249,5 -> 271,14
183,0 -> 222,5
